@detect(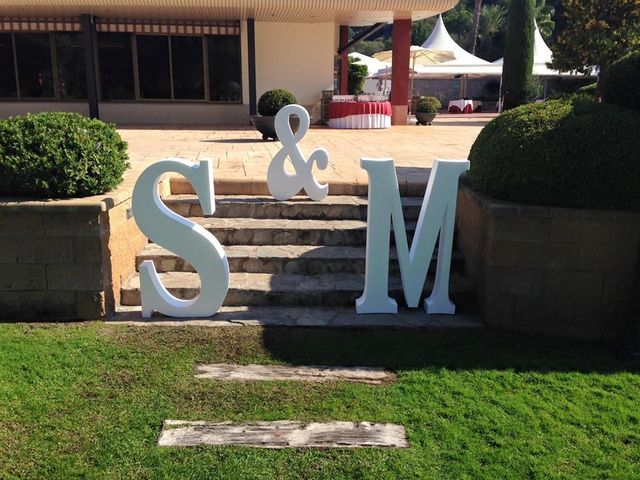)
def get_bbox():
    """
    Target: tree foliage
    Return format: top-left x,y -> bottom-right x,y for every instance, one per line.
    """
600,51 -> 640,111
550,0 -> 640,74
347,57 -> 368,95
502,0 -> 536,109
